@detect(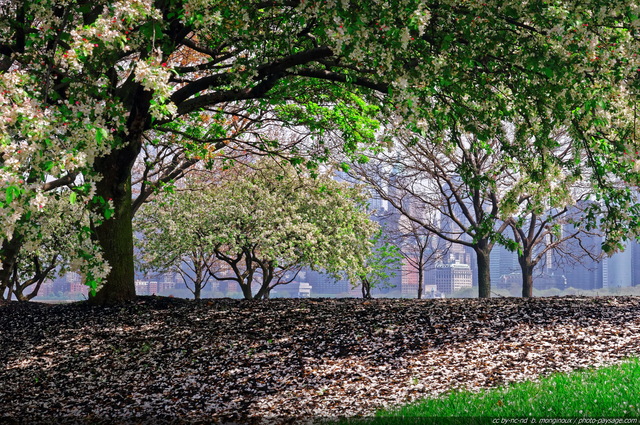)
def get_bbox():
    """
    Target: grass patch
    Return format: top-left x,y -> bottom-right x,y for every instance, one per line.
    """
340,359 -> 640,424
